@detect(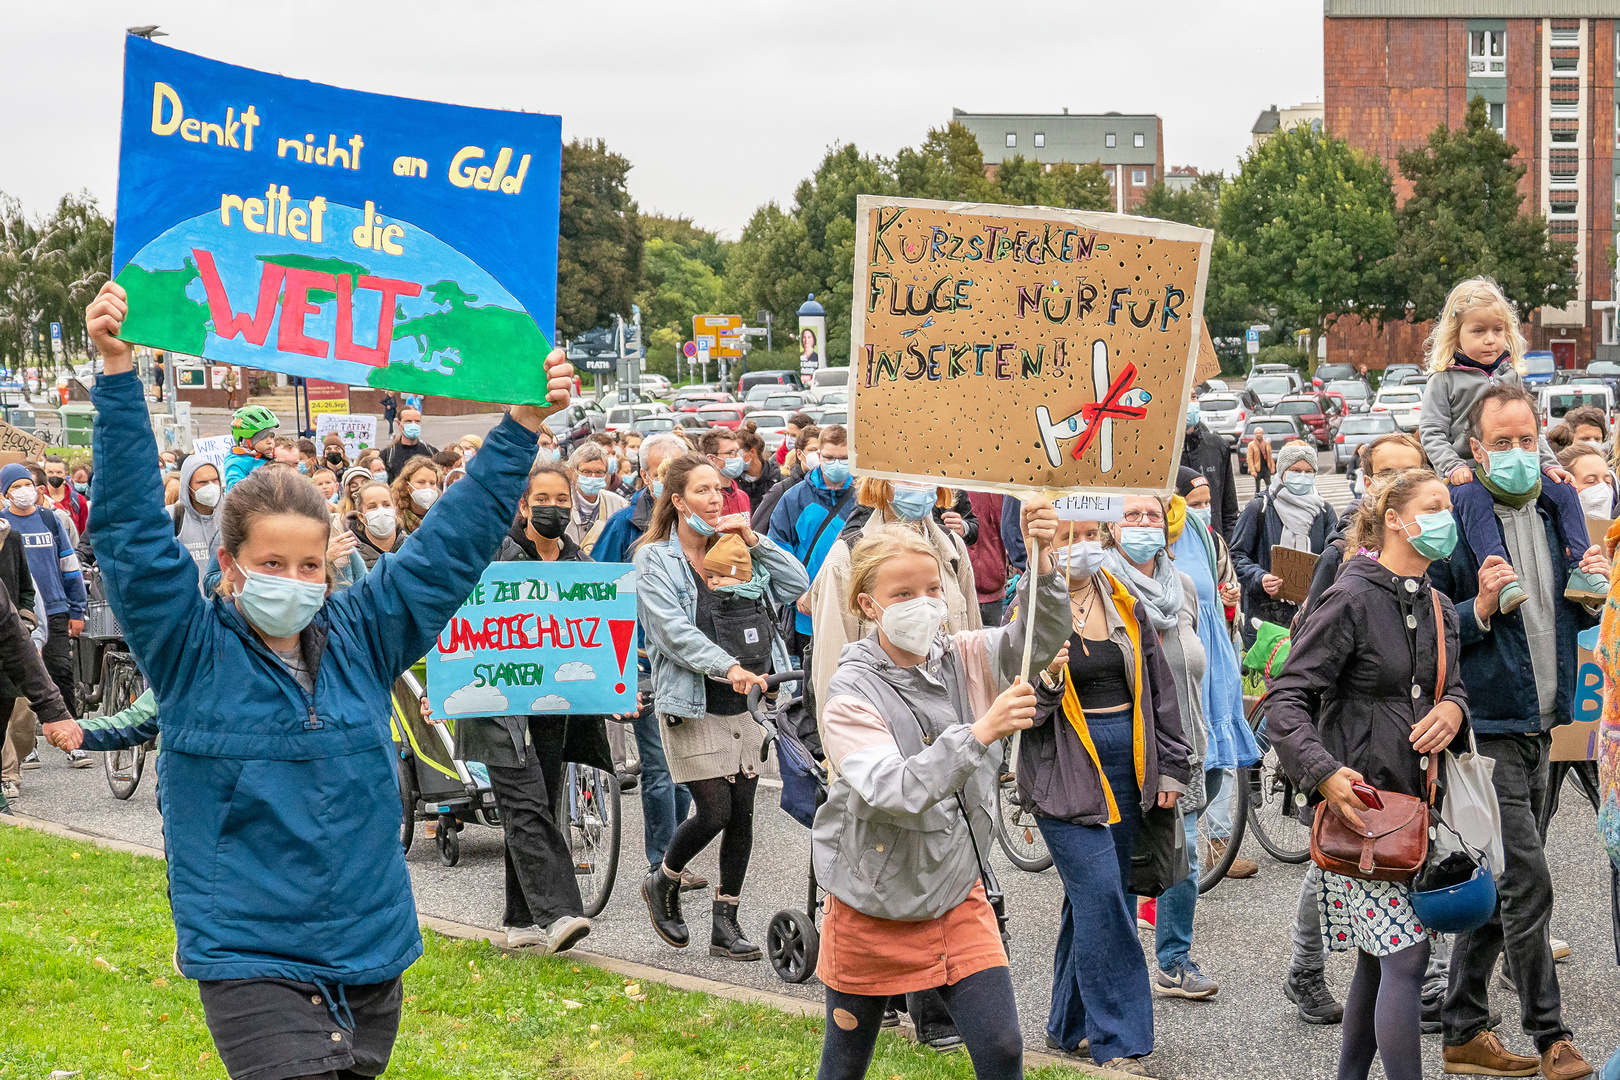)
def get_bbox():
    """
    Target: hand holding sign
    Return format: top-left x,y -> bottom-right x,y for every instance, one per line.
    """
510,348 -> 574,432
86,281 -> 134,374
